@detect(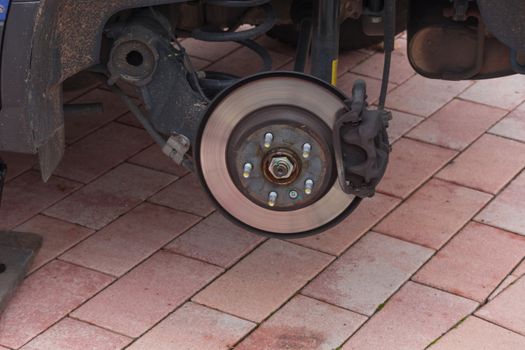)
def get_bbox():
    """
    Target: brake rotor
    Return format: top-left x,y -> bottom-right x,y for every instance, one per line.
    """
195,72 -> 361,237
